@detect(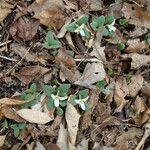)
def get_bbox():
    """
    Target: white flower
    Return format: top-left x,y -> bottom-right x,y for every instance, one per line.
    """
107,20 -> 116,32
75,96 -> 89,110
74,24 -> 85,37
51,94 -> 67,107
